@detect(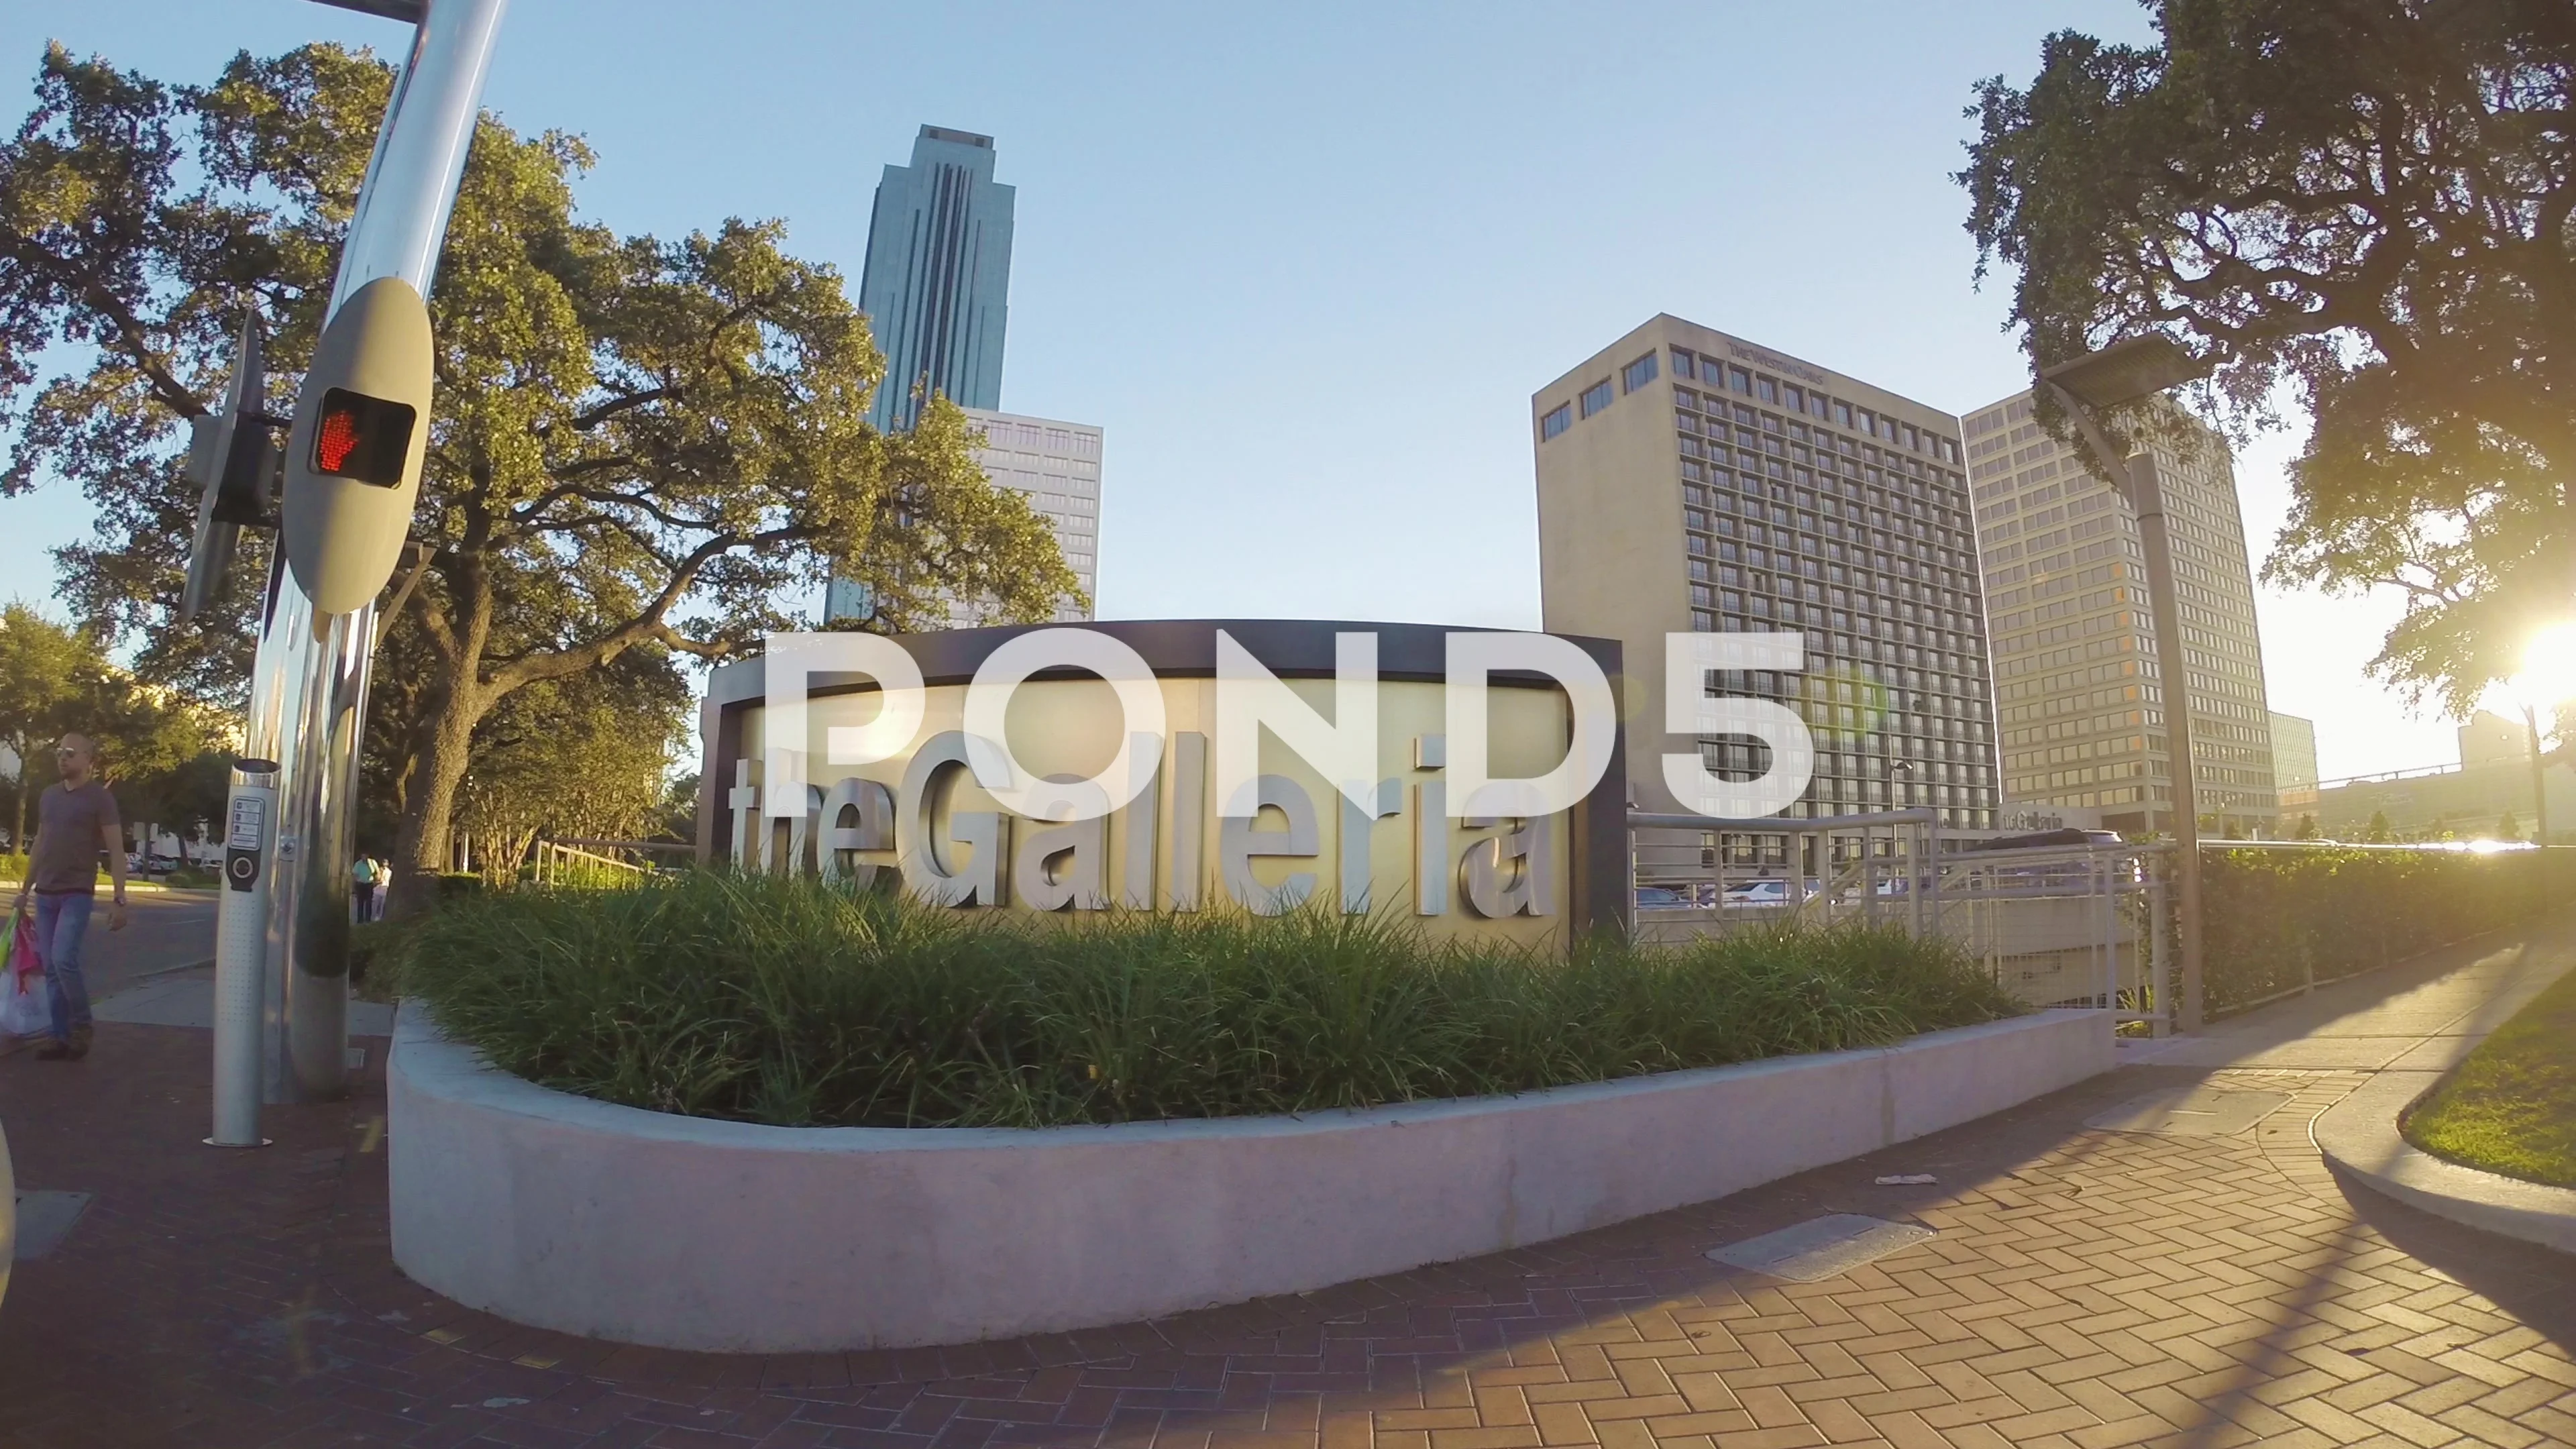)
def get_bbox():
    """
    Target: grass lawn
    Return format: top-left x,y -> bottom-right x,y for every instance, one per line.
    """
2403,963 -> 2576,1187
395,870 -> 2024,1130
